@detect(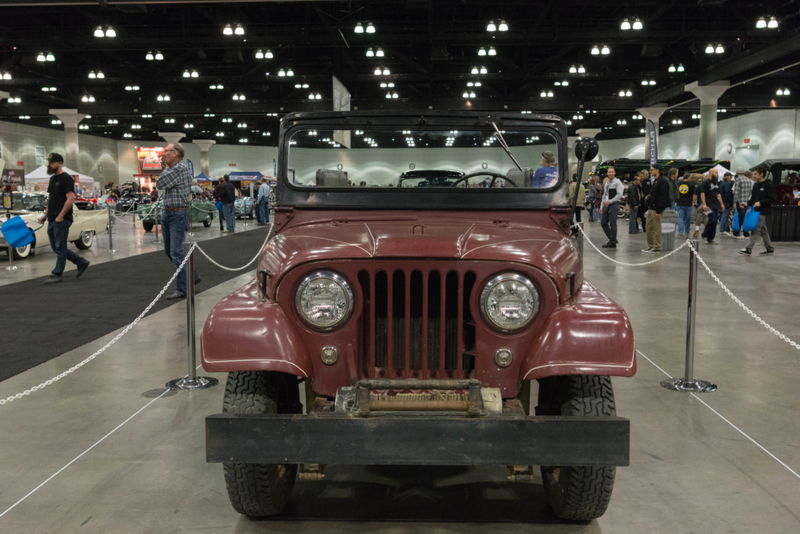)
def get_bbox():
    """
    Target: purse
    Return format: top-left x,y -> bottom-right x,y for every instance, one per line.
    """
742,207 -> 760,232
